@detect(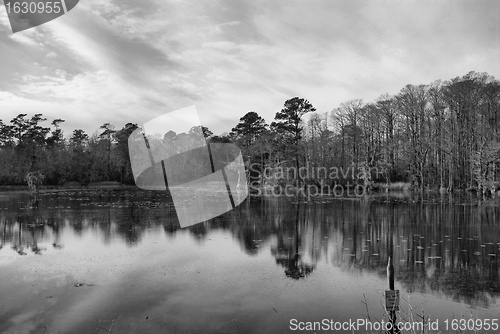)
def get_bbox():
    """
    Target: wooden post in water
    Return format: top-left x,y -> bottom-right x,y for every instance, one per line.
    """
386,207 -> 400,334
387,256 -> 394,290
386,256 -> 397,334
